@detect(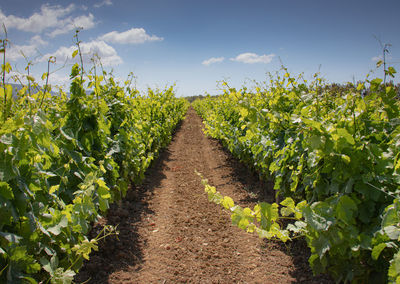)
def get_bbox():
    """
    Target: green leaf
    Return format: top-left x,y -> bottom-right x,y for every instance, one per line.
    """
341,154 -> 351,164
21,276 -> 38,284
47,216 -> 68,236
243,207 -> 253,217
311,234 -> 330,258
231,207 -> 251,230
50,255 -> 59,272
47,225 -> 62,236
0,155 -> 16,182
60,127 -> 75,141
0,181 -> 14,199
370,78 -> 383,85
388,66 -> 397,74
287,221 -> 307,233
382,206 -> 399,227
256,227 -> 273,239
257,202 -> 279,231
29,183 -> 42,192
106,143 -> 121,156
4,62 -> 12,73
336,128 -> 355,145
335,195 -> 357,225
26,75 -> 35,82
70,63 -> 80,78
388,251 -> 400,279
72,49 -> 79,58
97,185 -> 111,199
72,239 -> 98,260
384,226 -> 400,240
280,197 -> 296,217
386,67 -> 397,78
0,133 -> 13,144
49,185 -> 59,194
9,246 -> 41,274
303,205 -> 331,231
308,253 -> 325,275
370,78 -> 383,91
372,243 -> 386,260
98,197 -> 109,212
343,178 -> 354,193
303,118 -> 323,132
309,135 -> 323,150
0,231 -> 23,243
52,268 -> 76,284
40,257 -> 52,274
221,196 -> 234,209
